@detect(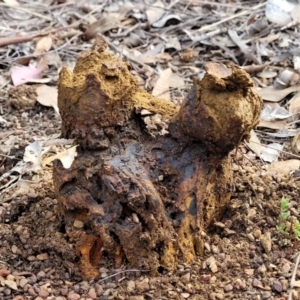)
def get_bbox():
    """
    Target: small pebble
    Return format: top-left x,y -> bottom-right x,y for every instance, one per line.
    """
94,283 -> 103,296
272,280 -> 282,293
261,291 -> 271,299
87,288 -> 97,299
224,284 -> 233,292
36,253 -> 49,261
